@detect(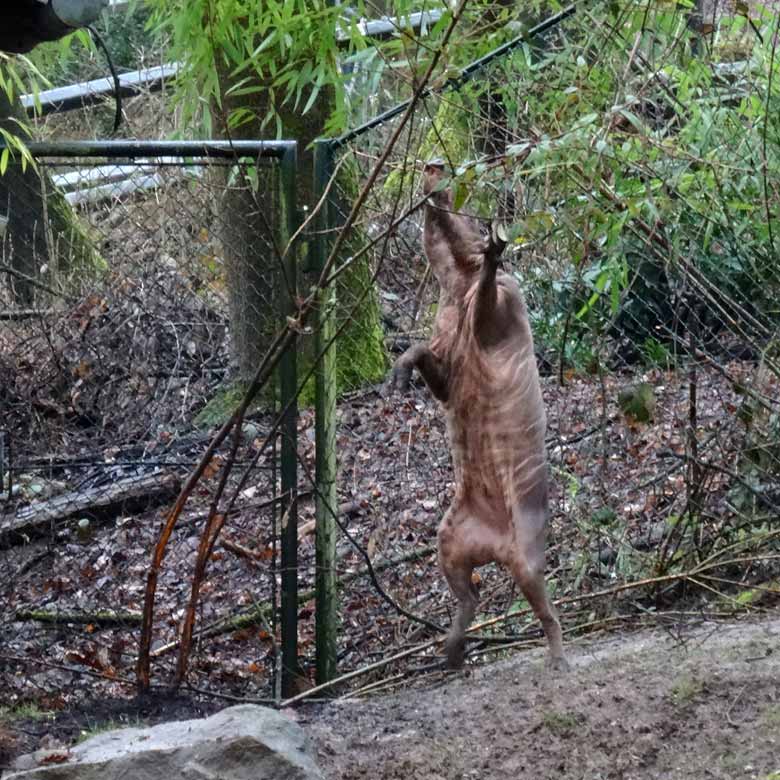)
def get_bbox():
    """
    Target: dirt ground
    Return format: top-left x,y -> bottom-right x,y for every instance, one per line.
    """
2,614 -> 779,778
302,615 -> 780,780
